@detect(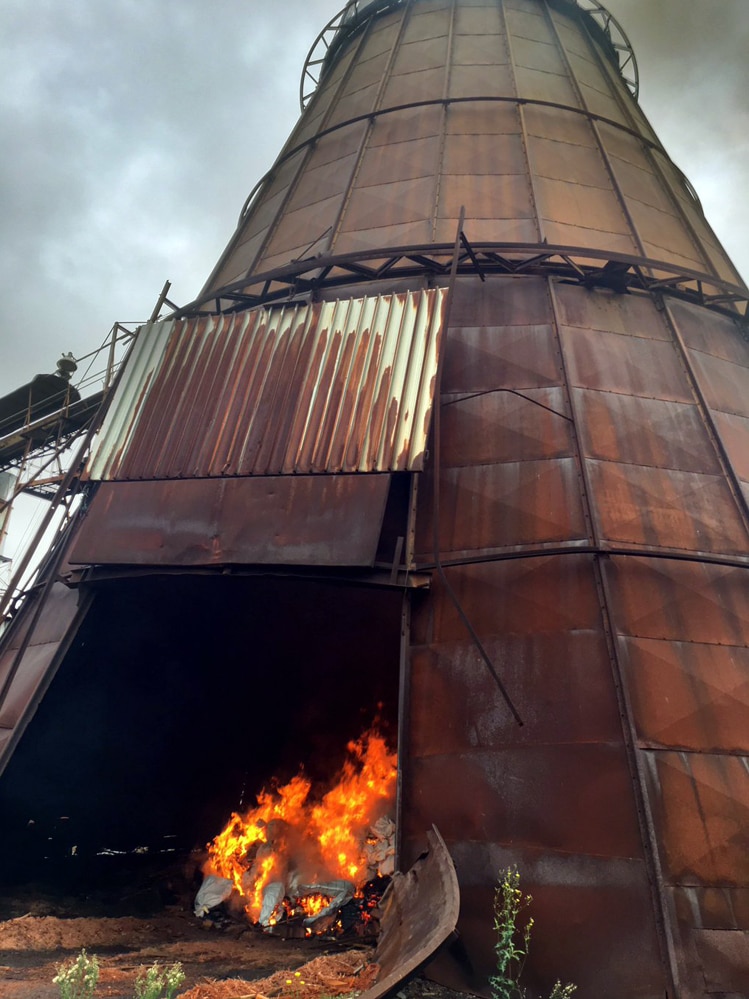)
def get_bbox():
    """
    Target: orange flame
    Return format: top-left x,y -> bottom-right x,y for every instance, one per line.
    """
299,892 -> 332,919
206,727 -> 396,922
